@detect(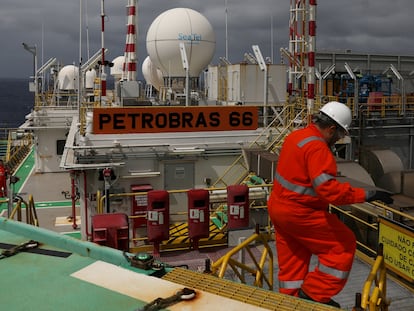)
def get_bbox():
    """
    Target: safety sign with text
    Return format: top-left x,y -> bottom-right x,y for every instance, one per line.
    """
379,216 -> 414,282
92,106 -> 258,134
